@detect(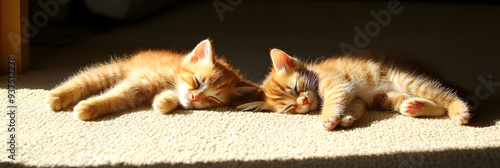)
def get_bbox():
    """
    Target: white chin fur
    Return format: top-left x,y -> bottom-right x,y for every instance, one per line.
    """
178,95 -> 192,109
178,97 -> 207,109
181,103 -> 194,109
